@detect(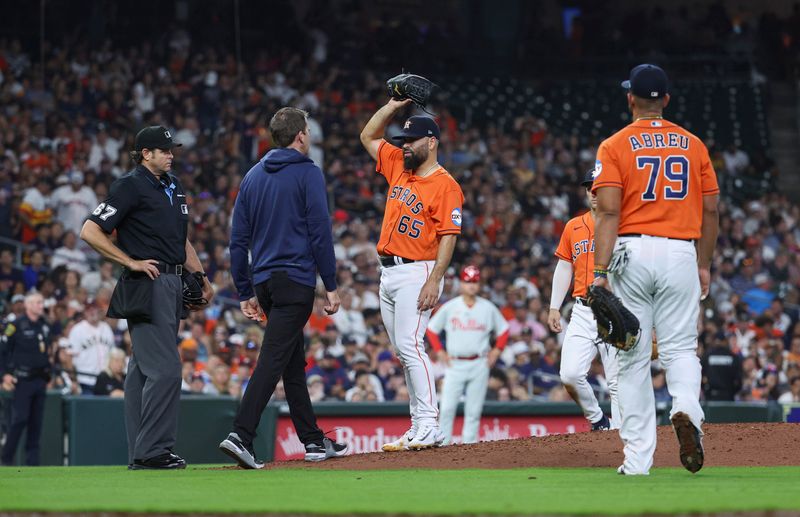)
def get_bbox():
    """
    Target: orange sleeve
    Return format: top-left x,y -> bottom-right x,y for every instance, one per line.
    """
592,140 -> 623,191
376,140 -> 404,184
555,227 -> 572,261
699,145 -> 720,195
430,181 -> 464,235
